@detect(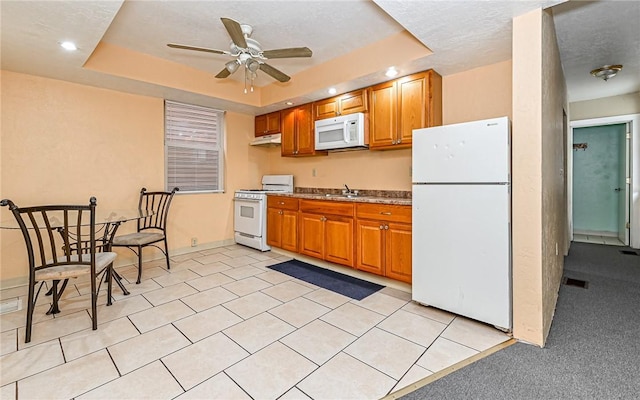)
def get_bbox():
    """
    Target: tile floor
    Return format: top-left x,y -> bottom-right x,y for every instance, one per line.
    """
573,232 -> 624,246
0,245 -> 510,400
